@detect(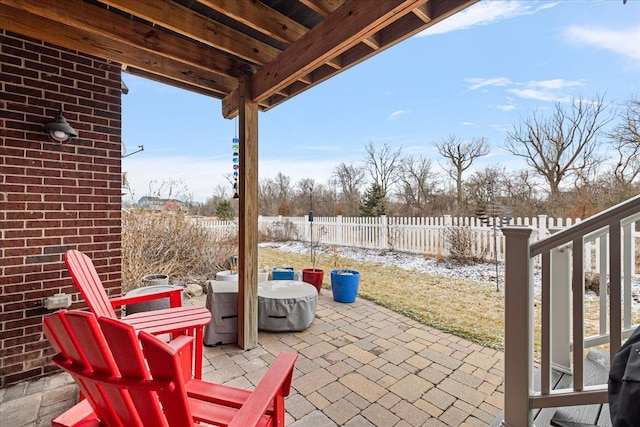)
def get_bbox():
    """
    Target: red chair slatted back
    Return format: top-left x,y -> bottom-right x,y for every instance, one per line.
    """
44,311 -> 171,427
44,311 -> 144,426
64,250 -> 118,319
137,329 -> 197,426
100,316 -> 194,426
